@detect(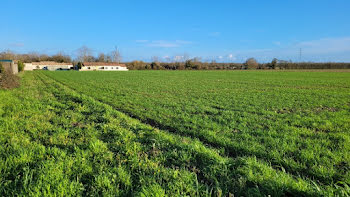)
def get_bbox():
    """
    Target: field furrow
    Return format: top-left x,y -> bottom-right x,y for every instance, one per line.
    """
42,71 -> 350,189
37,71 -> 326,196
1,71 -> 350,196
